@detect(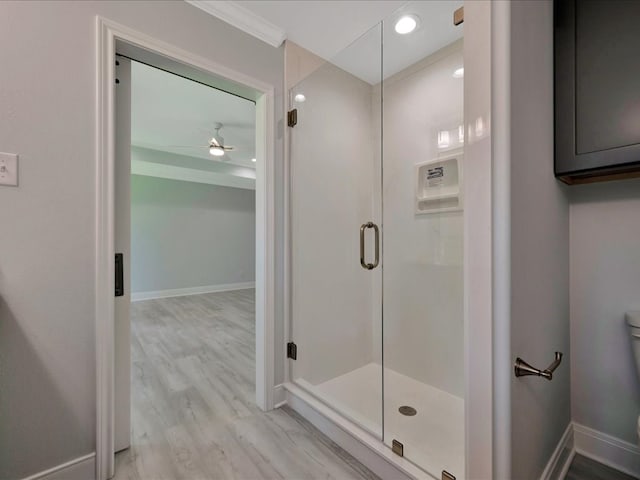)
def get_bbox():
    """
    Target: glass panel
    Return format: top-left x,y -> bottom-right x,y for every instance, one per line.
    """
289,24 -> 383,437
381,1 -> 465,477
